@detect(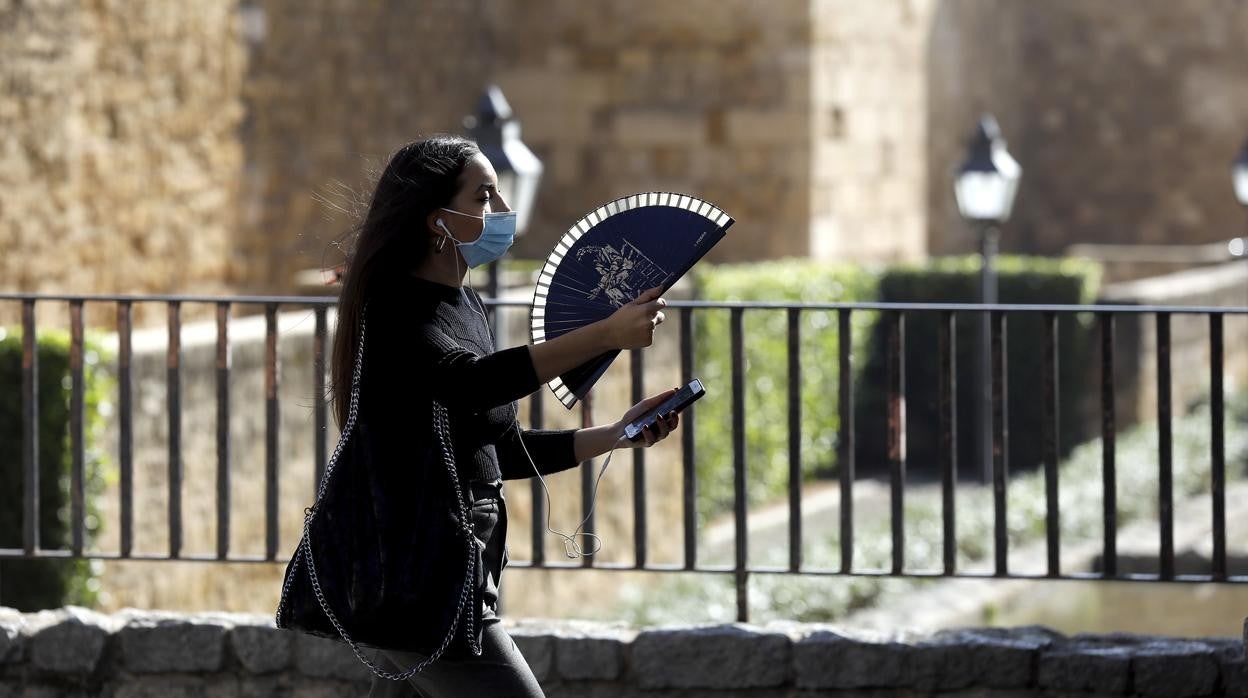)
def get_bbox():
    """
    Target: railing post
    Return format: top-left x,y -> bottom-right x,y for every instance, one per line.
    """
21,300 -> 38,555
731,307 -> 748,621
